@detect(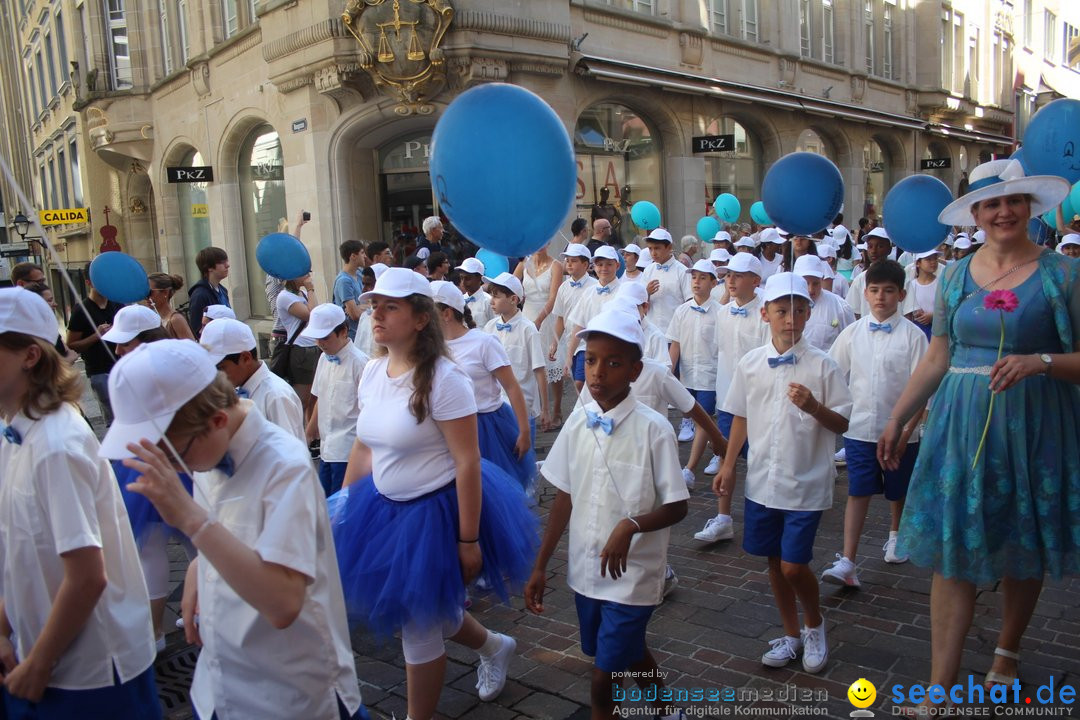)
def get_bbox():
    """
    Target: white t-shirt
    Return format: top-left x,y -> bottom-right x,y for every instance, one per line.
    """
484,312 -> 545,418
641,318 -> 671,368
666,298 -> 720,391
241,362 -> 305,442
276,289 -> 318,348
906,276 -> 938,316
641,259 -> 692,333
578,358 -> 694,418
0,404 -> 155,690
447,329 -> 512,413
353,308 -> 377,358
311,343 -> 370,462
356,356 -> 477,501
759,253 -> 784,280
